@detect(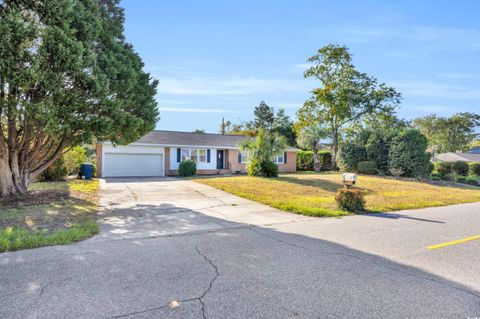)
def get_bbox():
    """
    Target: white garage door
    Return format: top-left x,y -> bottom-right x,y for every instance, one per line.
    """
104,153 -> 164,177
